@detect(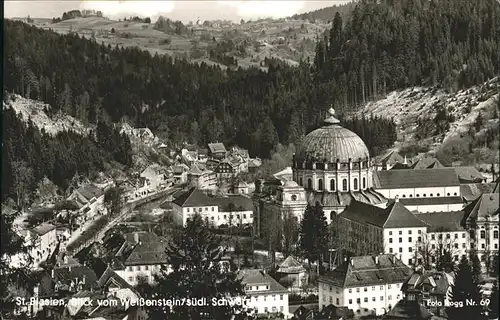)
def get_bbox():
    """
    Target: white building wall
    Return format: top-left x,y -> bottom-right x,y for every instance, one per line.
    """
318,282 -> 404,315
383,227 -> 427,266
115,264 -> 172,286
377,186 -> 460,199
406,203 -> 464,213
427,230 -> 469,263
245,292 -> 289,316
